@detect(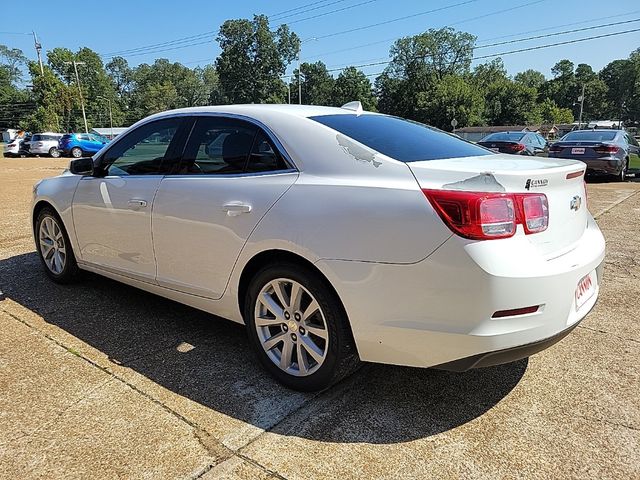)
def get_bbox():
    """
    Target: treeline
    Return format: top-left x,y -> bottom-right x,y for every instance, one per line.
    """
1,15 -> 639,133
